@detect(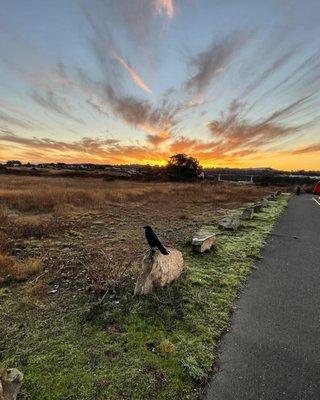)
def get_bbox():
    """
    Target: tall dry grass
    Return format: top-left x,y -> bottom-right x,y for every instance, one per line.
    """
0,175 -> 279,287
0,206 -> 9,225
0,254 -> 43,284
0,176 -> 275,213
